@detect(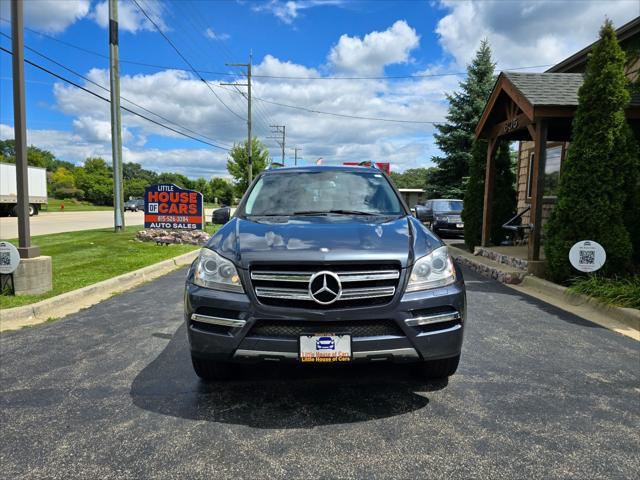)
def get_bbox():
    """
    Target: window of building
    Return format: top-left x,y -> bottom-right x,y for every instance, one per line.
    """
527,144 -> 564,199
